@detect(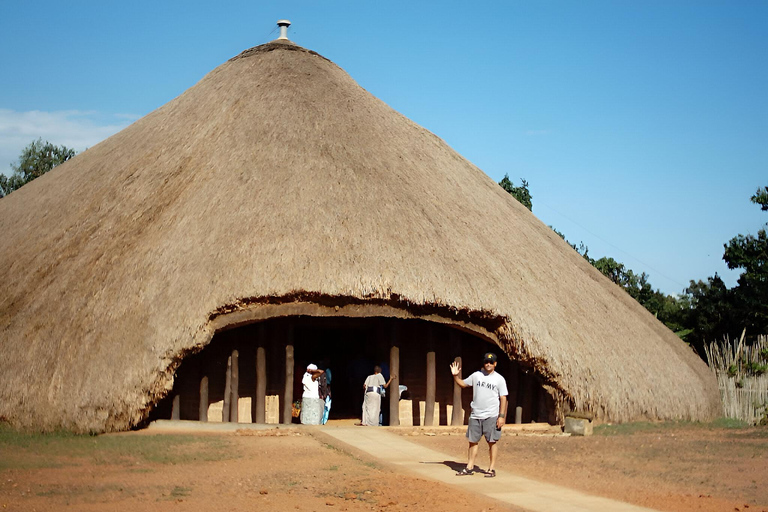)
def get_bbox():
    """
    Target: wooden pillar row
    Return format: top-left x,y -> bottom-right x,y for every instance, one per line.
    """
425,351 -> 436,426
199,376 -> 209,422
450,330 -> 463,426
518,370 -> 534,423
230,349 -> 239,422
255,346 -> 267,423
389,323 -> 400,426
222,355 -> 232,422
283,326 -> 294,425
171,395 -> 180,421
255,323 -> 267,424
